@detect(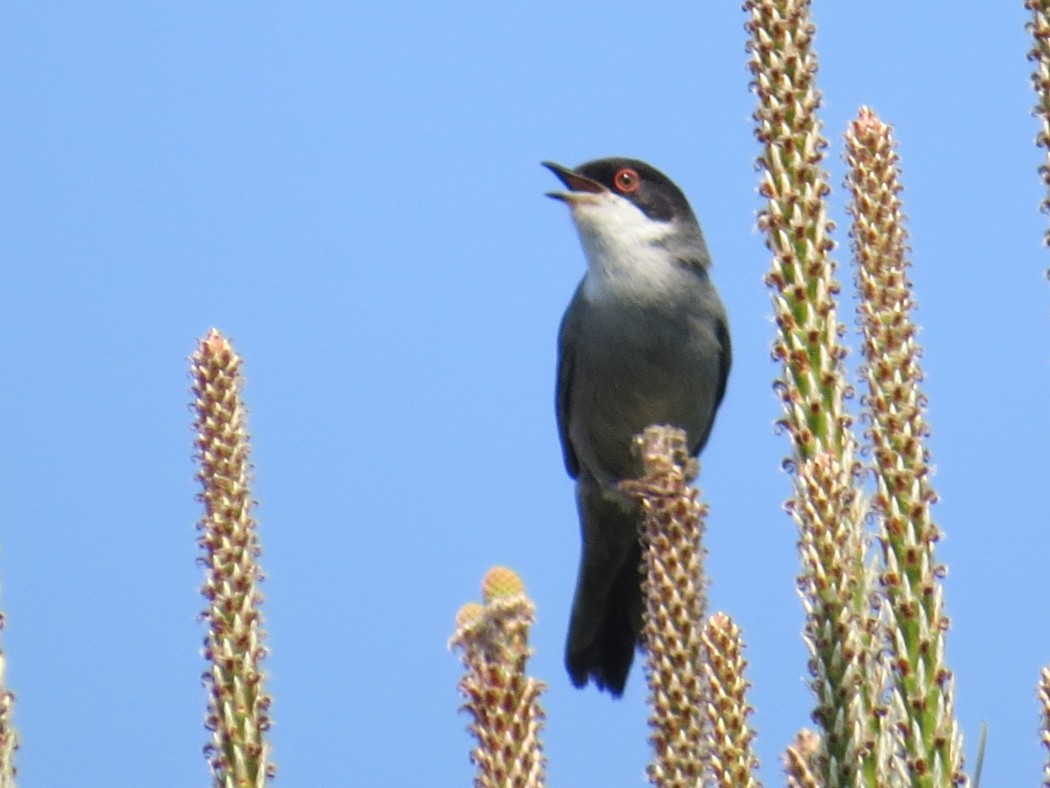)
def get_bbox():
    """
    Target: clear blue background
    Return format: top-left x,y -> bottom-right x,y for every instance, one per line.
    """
1,3 -> 1046,785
